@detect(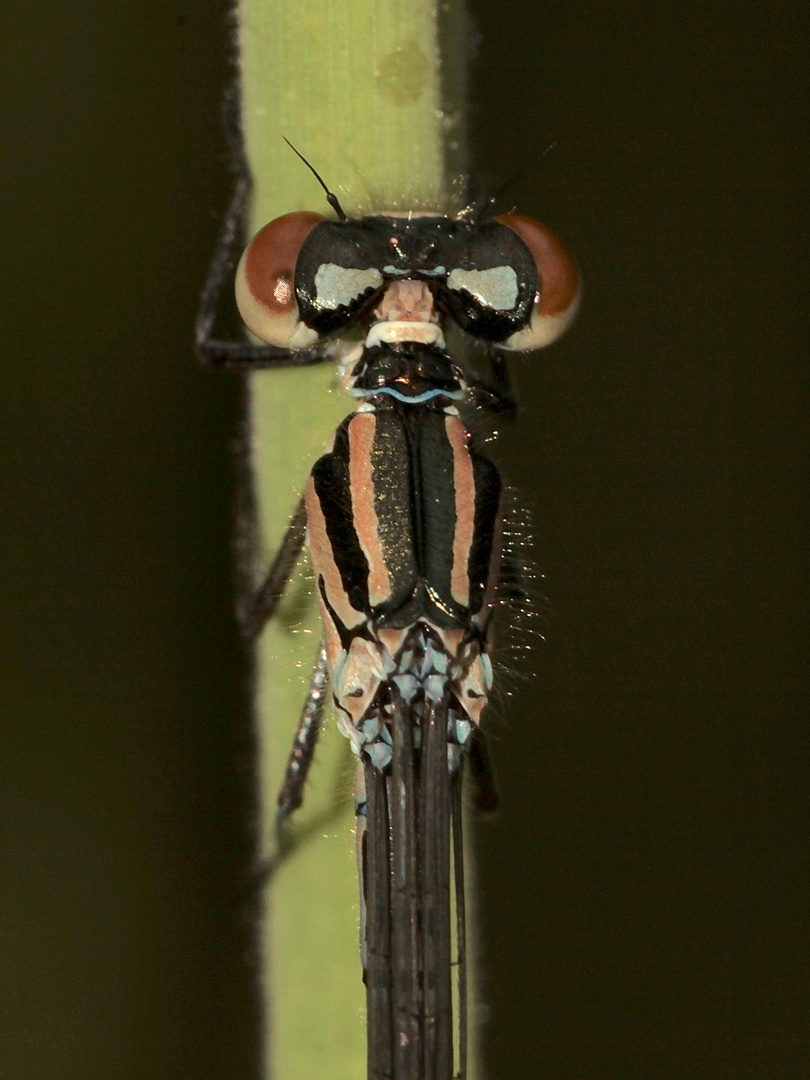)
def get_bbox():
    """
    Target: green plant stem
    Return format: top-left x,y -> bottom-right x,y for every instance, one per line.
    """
237,1 -> 468,1075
